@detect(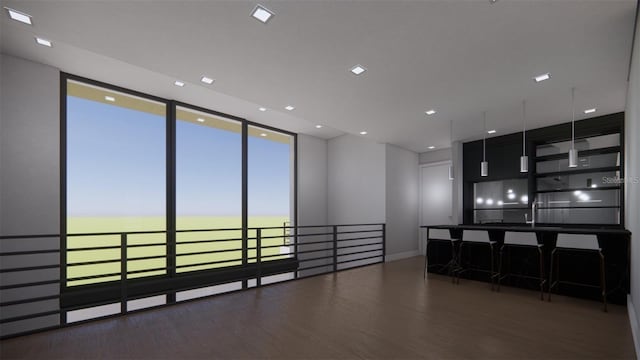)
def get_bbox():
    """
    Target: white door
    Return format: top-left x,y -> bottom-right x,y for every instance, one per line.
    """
419,162 -> 453,254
